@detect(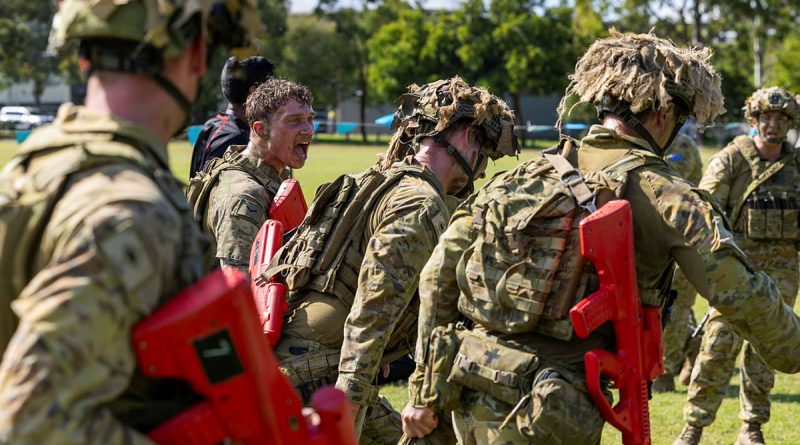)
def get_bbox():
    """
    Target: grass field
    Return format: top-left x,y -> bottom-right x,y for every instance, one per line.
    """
1,136 -> 799,444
